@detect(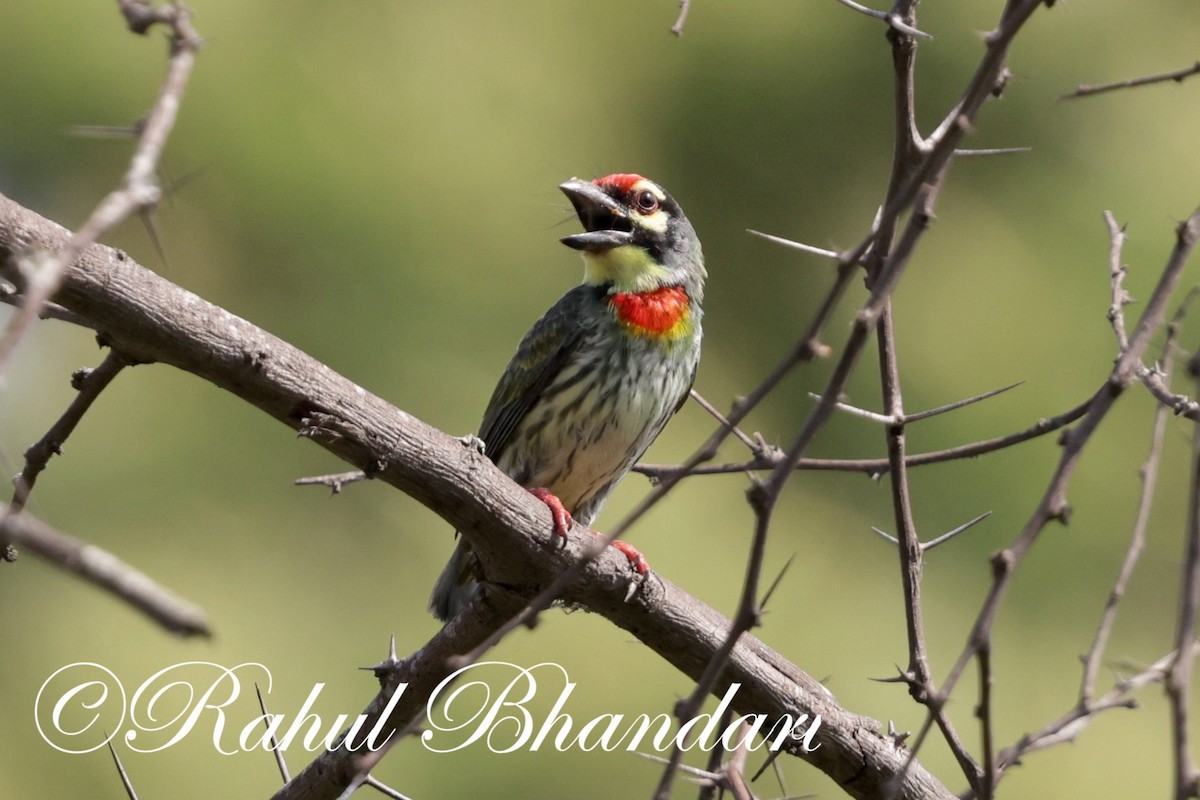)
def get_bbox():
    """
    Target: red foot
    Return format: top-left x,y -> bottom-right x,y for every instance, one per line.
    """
612,539 -> 649,575
525,488 -> 648,576
528,488 -> 572,540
